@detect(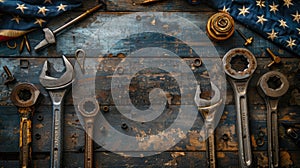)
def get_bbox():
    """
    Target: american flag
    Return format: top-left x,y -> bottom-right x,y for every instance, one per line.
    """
190,0 -> 300,56
0,0 -> 81,41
